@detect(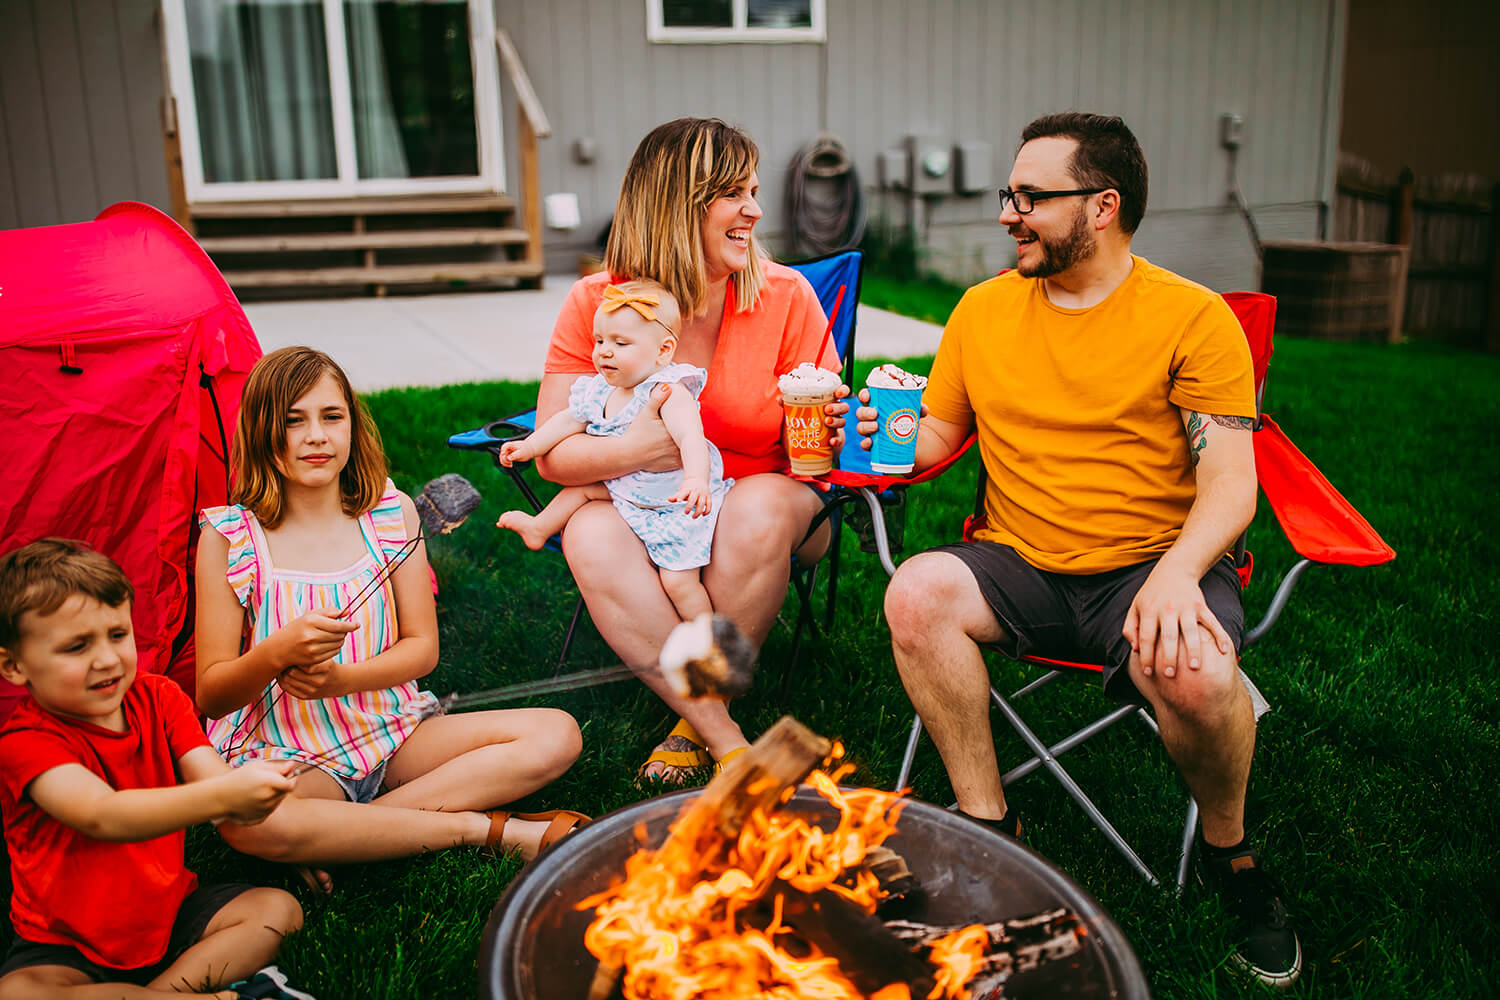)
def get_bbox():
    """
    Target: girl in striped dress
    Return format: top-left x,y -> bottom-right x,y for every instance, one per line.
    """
195,347 -> 586,889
